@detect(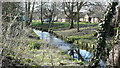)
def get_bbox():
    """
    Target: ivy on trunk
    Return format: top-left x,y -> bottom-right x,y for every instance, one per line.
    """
92,2 -> 118,67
